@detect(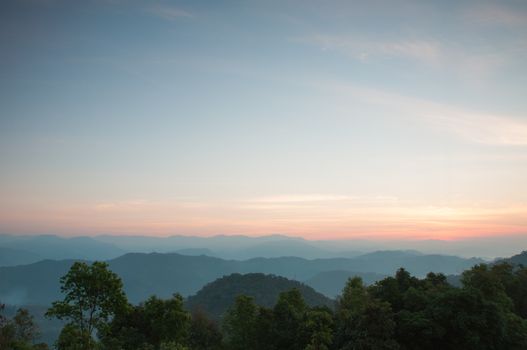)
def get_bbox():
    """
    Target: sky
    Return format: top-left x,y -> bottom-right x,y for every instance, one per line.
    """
1,0 -> 527,241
